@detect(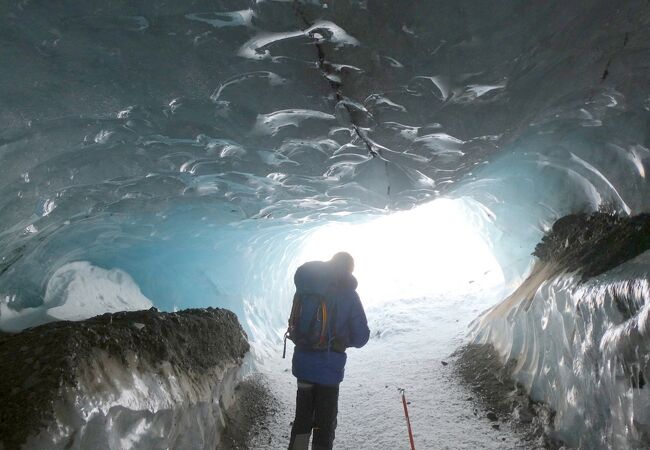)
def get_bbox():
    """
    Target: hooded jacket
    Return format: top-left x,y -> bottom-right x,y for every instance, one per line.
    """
291,260 -> 370,385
